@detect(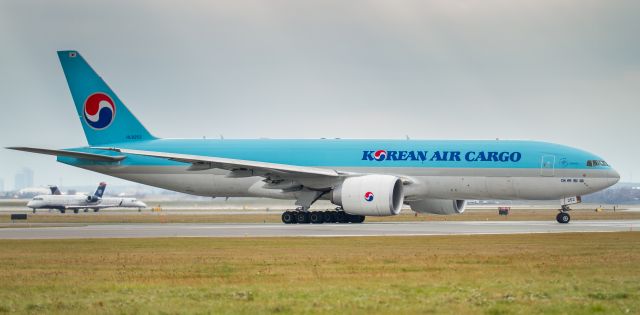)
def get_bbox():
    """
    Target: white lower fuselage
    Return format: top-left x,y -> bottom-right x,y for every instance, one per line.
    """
78,165 -> 618,202
27,195 -> 146,210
